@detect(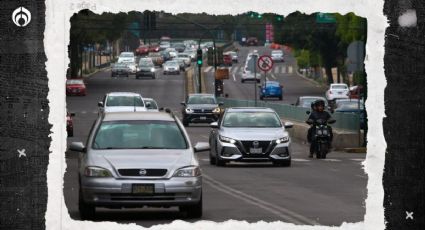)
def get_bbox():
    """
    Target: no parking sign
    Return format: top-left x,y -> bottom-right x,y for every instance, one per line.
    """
257,55 -> 274,72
